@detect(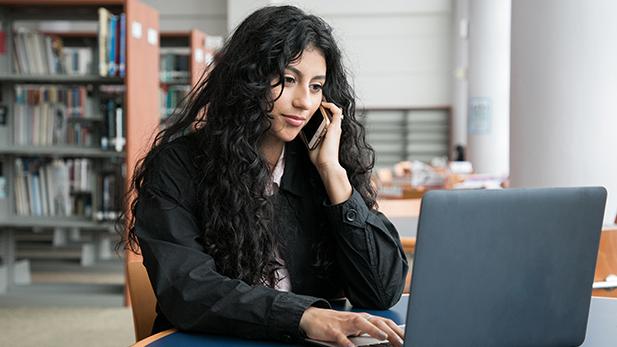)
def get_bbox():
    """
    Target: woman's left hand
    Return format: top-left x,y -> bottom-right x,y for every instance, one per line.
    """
308,101 -> 352,204
308,101 -> 344,172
